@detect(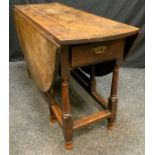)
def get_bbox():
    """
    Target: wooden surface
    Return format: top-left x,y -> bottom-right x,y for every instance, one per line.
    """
73,110 -> 111,130
71,39 -> 125,67
14,2 -> 139,45
15,10 -> 60,92
14,2 -> 140,149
